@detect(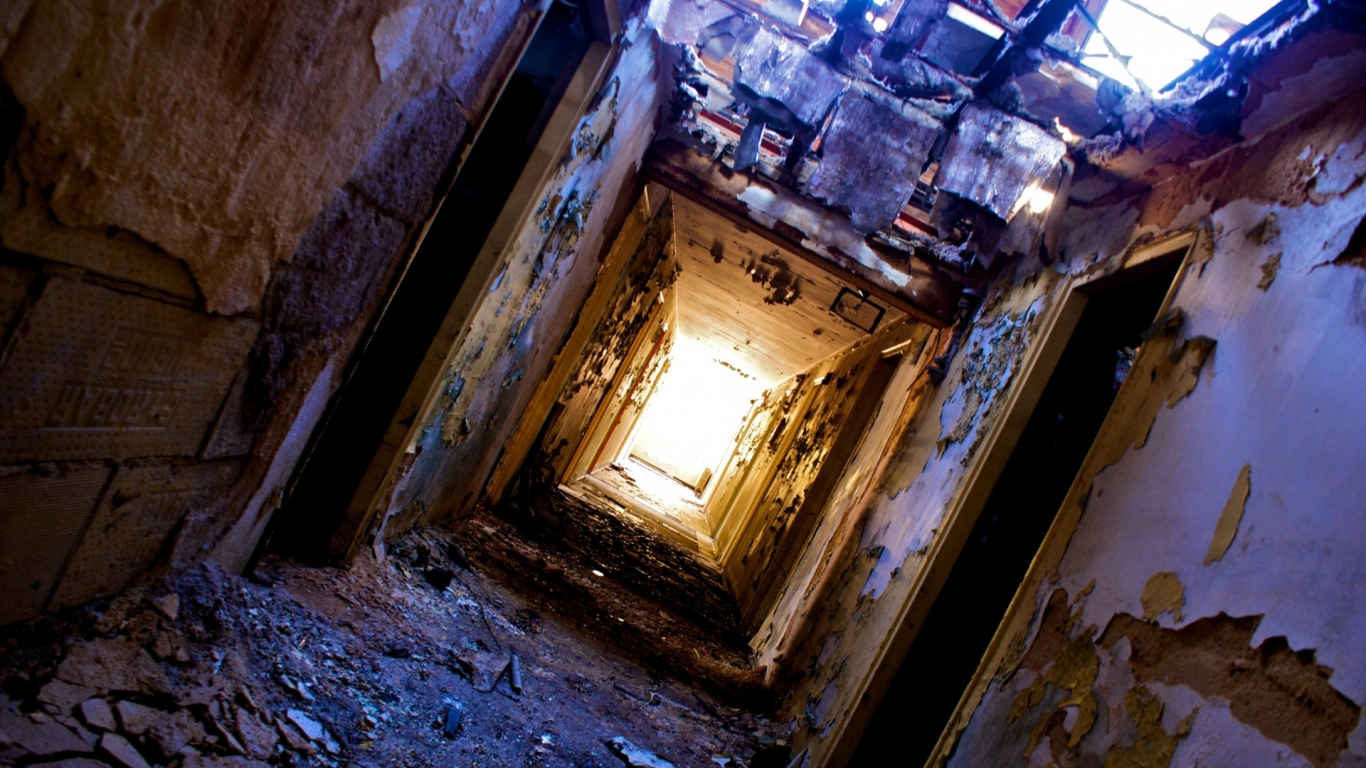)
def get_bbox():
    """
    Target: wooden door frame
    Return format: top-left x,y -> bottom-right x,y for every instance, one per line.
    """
324,16 -> 620,561
817,230 -> 1201,768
